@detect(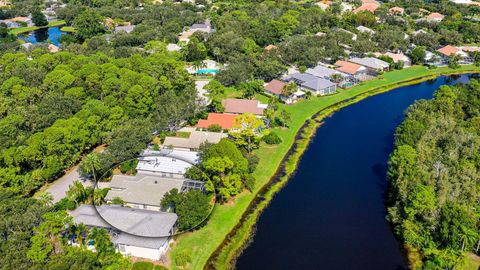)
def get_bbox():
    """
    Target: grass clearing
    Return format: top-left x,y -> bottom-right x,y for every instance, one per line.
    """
169,65 -> 480,270
9,20 -> 66,35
